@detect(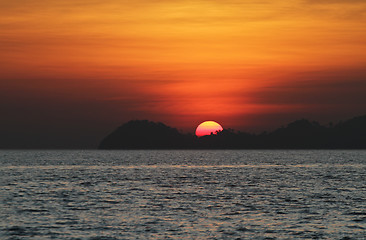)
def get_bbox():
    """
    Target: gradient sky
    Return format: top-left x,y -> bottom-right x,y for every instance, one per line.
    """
1,0 -> 365,148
